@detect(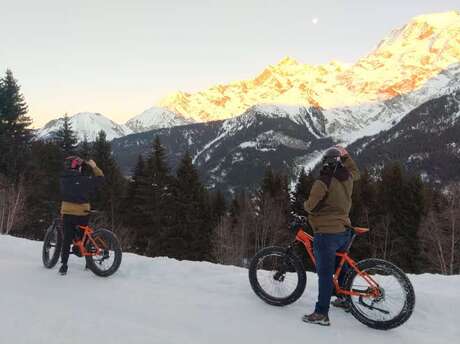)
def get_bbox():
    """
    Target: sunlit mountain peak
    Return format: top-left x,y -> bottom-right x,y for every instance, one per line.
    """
159,11 -> 460,123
